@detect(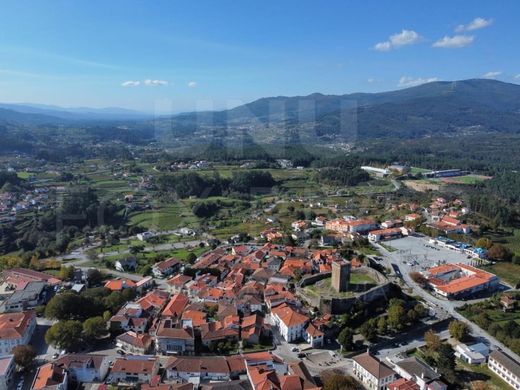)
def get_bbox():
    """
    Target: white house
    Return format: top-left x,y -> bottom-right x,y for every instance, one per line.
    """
0,355 -> 15,390
137,231 -> 156,241
54,354 -> 110,383
271,304 -> 309,343
0,311 -> 36,355
352,351 -> 395,390
454,342 -> 489,365
488,351 -> 520,390
165,356 -> 233,383
107,356 -> 159,385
